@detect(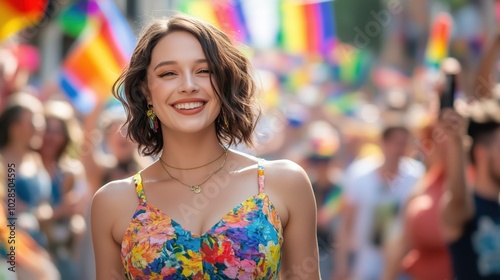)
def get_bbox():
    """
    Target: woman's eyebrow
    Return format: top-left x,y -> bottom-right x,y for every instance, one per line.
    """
154,60 -> 175,71
154,59 -> 208,71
